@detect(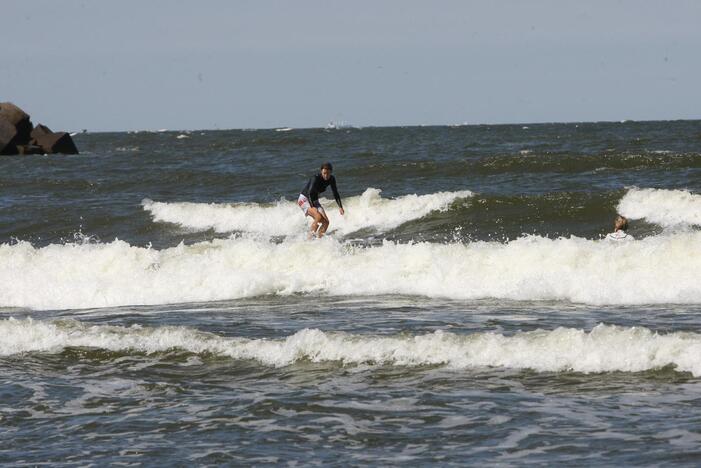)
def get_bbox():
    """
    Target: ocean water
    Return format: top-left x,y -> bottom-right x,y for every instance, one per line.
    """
1,121 -> 701,465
